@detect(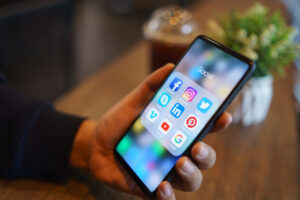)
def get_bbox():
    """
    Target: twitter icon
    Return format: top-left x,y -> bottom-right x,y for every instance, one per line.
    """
197,97 -> 212,113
